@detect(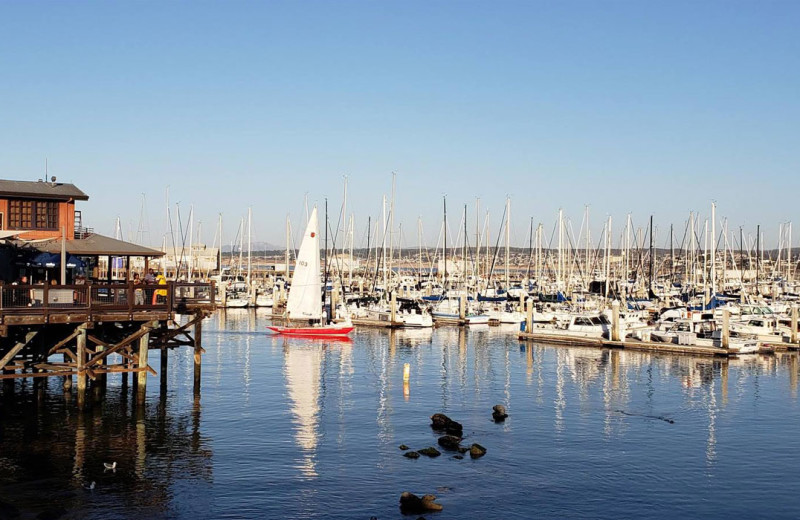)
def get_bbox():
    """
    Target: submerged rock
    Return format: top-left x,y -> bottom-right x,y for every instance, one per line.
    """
469,443 -> 487,459
437,435 -> 461,451
430,413 -> 463,436
492,404 -> 508,422
403,451 -> 421,459
418,447 -> 441,457
399,492 -> 443,514
457,446 -> 469,454
453,454 -> 464,460
399,444 -> 410,450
